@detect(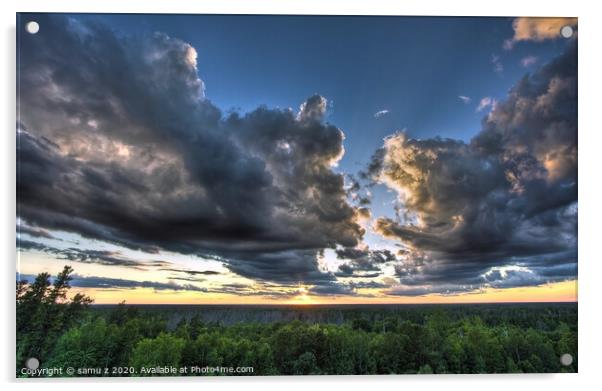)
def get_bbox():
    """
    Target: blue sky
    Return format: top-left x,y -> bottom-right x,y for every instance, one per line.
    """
75,15 -> 568,141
